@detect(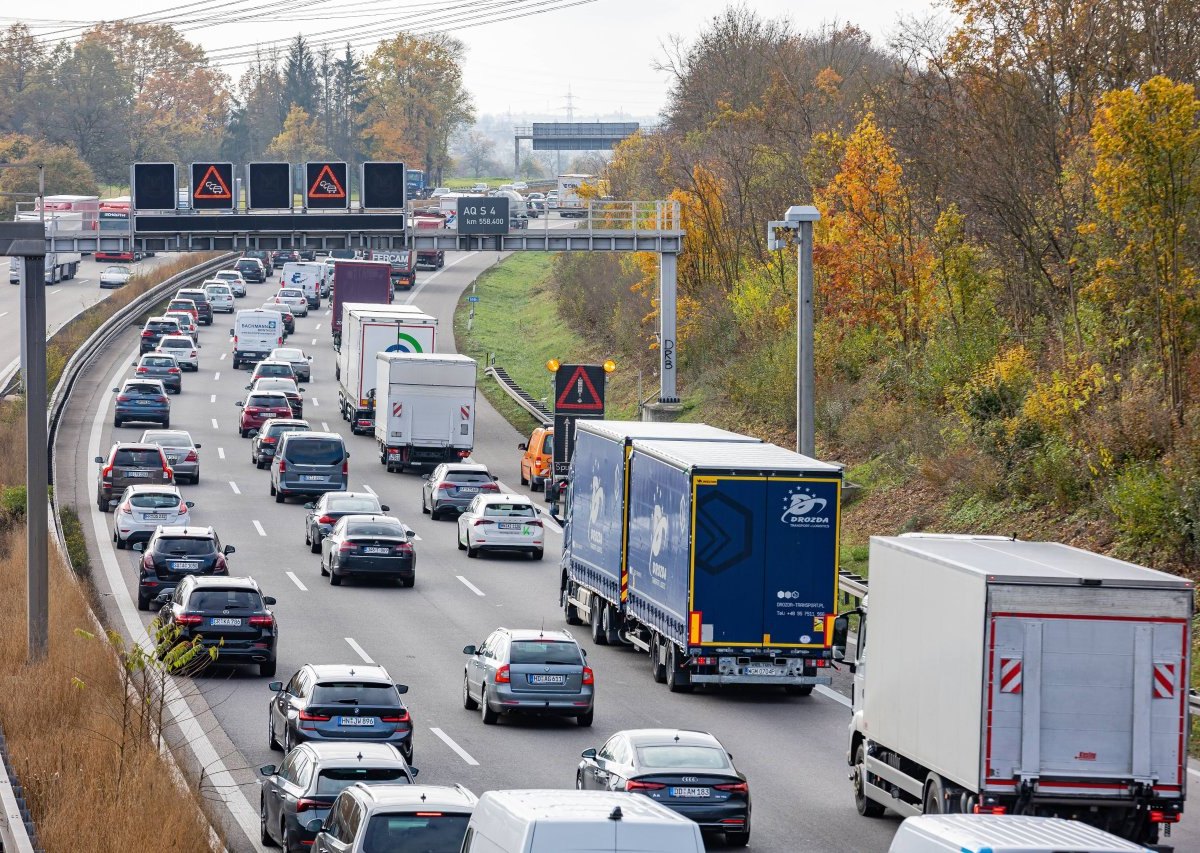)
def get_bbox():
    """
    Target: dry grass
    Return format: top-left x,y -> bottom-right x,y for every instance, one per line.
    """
0,529 -> 216,852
